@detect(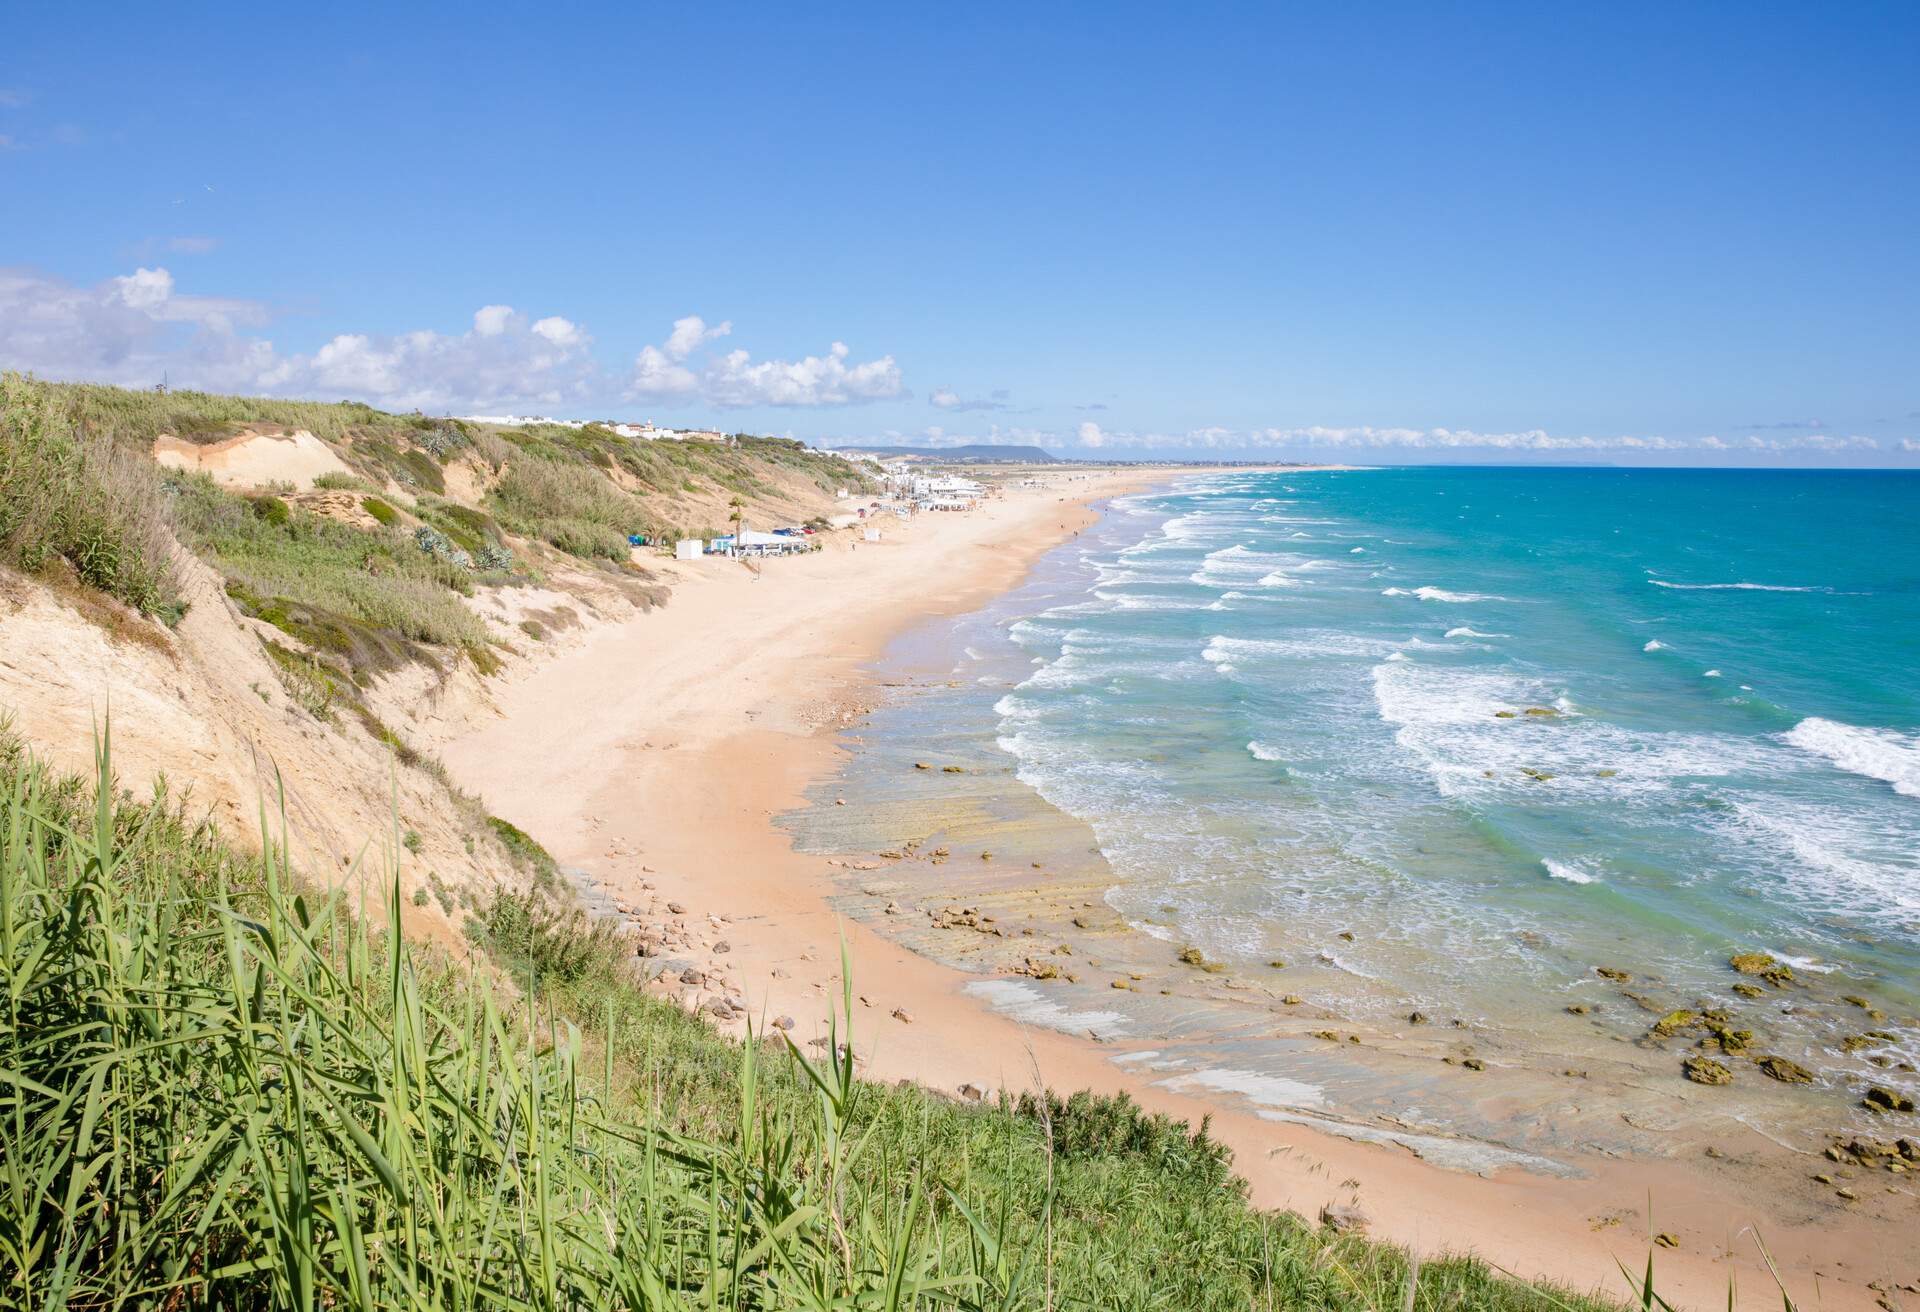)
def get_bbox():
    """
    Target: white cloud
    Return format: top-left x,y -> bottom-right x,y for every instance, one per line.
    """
664,314 -> 730,360
0,264 -> 276,392
703,339 -> 904,408
472,304 -> 515,336
1232,425 -> 1880,454
625,319 -> 901,408
1902,438 -> 1919,452
113,267 -> 174,311
2,270 -> 906,416
294,315 -> 598,412
930,386 -> 1010,412
0,267 -> 597,412
531,315 -> 582,347
1030,422 -> 1889,458
627,344 -> 698,398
